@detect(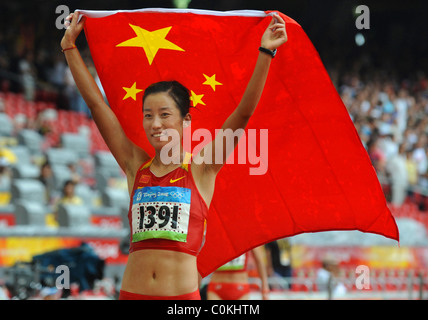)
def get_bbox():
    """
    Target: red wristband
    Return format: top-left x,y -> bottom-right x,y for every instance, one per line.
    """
61,45 -> 77,53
